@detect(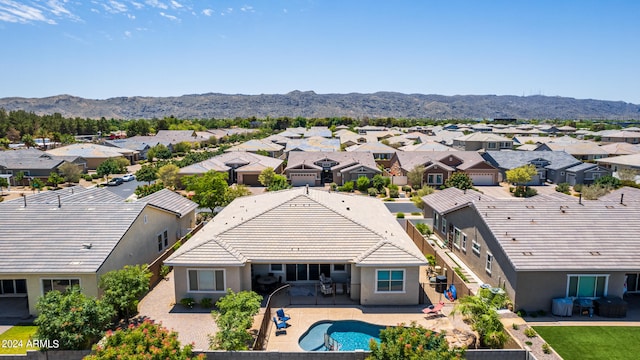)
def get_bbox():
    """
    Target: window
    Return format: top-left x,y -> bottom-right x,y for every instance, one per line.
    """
376,269 -> 405,293
472,240 -> 481,255
441,218 -> 447,234
285,264 -> 330,282
487,142 -> 497,149
486,253 -> 493,274
157,230 -> 169,252
1,279 -> 27,294
567,275 -> 608,298
433,213 -> 439,230
42,279 -> 80,294
188,269 -> 225,292
427,174 -> 443,185
333,264 -> 347,272
461,234 -> 467,252
453,228 -> 461,249
270,264 -> 283,272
